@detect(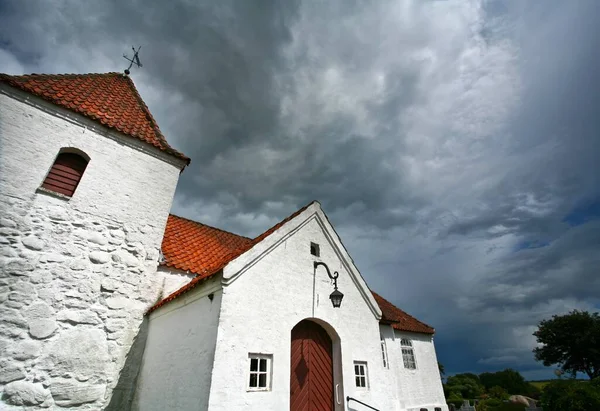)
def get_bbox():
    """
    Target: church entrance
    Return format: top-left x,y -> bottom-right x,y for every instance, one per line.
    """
290,319 -> 334,411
